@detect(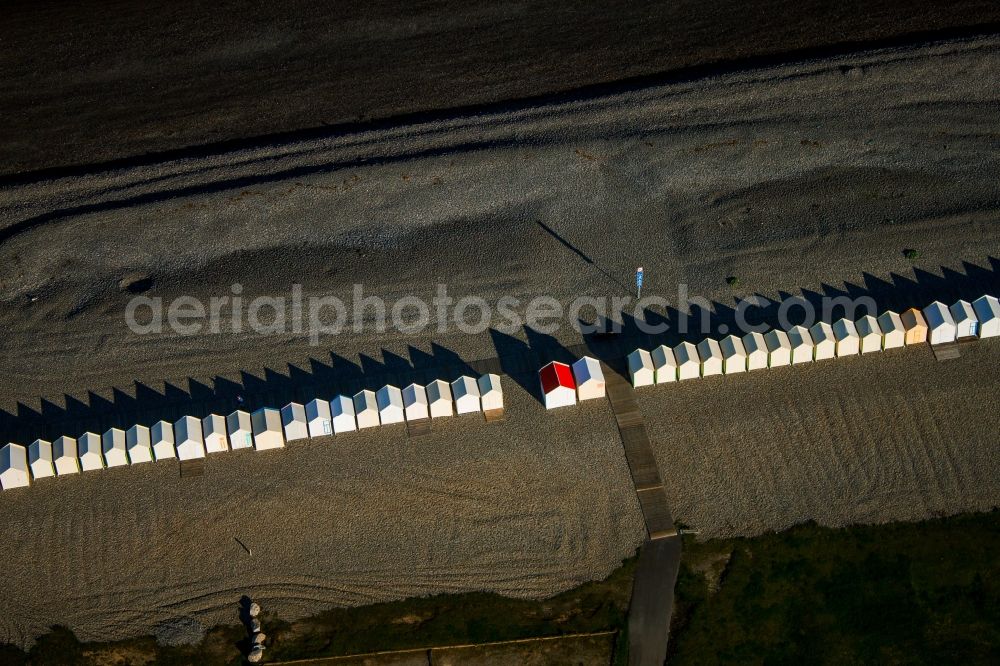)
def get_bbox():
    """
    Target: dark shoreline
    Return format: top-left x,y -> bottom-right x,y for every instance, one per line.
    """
3,0 -> 1000,178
